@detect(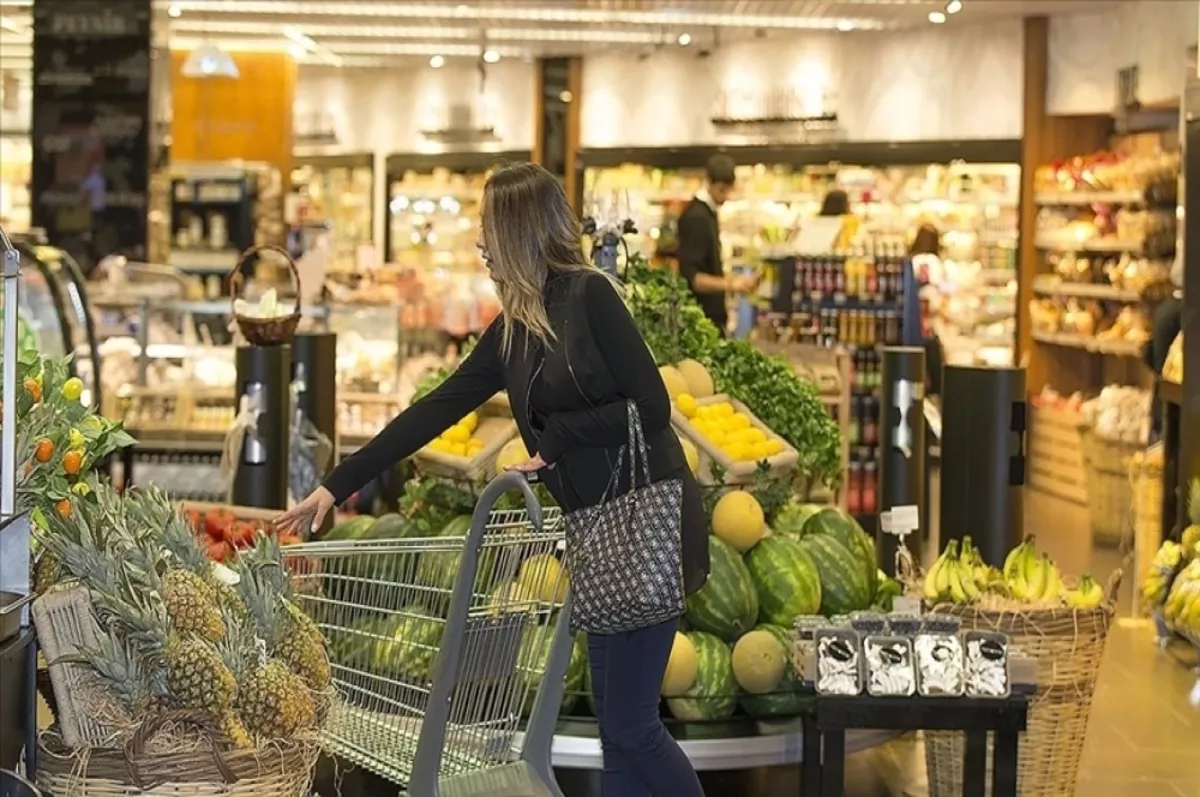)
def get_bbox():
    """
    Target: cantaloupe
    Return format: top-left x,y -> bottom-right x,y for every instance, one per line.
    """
495,437 -> 530,472
711,491 -> 766,552
659,366 -> 689,400
488,581 -> 538,617
679,436 -> 700,476
661,632 -> 700,697
731,628 -> 787,694
517,553 -> 568,603
676,359 -> 715,398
